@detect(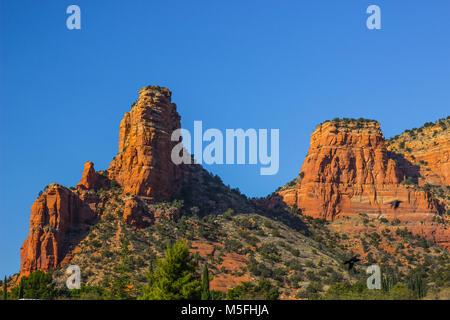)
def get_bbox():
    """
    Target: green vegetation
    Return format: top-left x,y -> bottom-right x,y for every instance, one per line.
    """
401,176 -> 416,186
317,117 -> 378,129
322,281 -> 414,300
139,240 -> 201,300
10,271 -> 56,300
201,264 -> 210,300
226,280 -> 279,300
